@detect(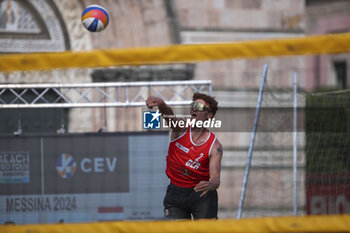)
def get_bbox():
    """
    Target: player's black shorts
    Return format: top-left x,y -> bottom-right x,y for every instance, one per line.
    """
163,183 -> 218,219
